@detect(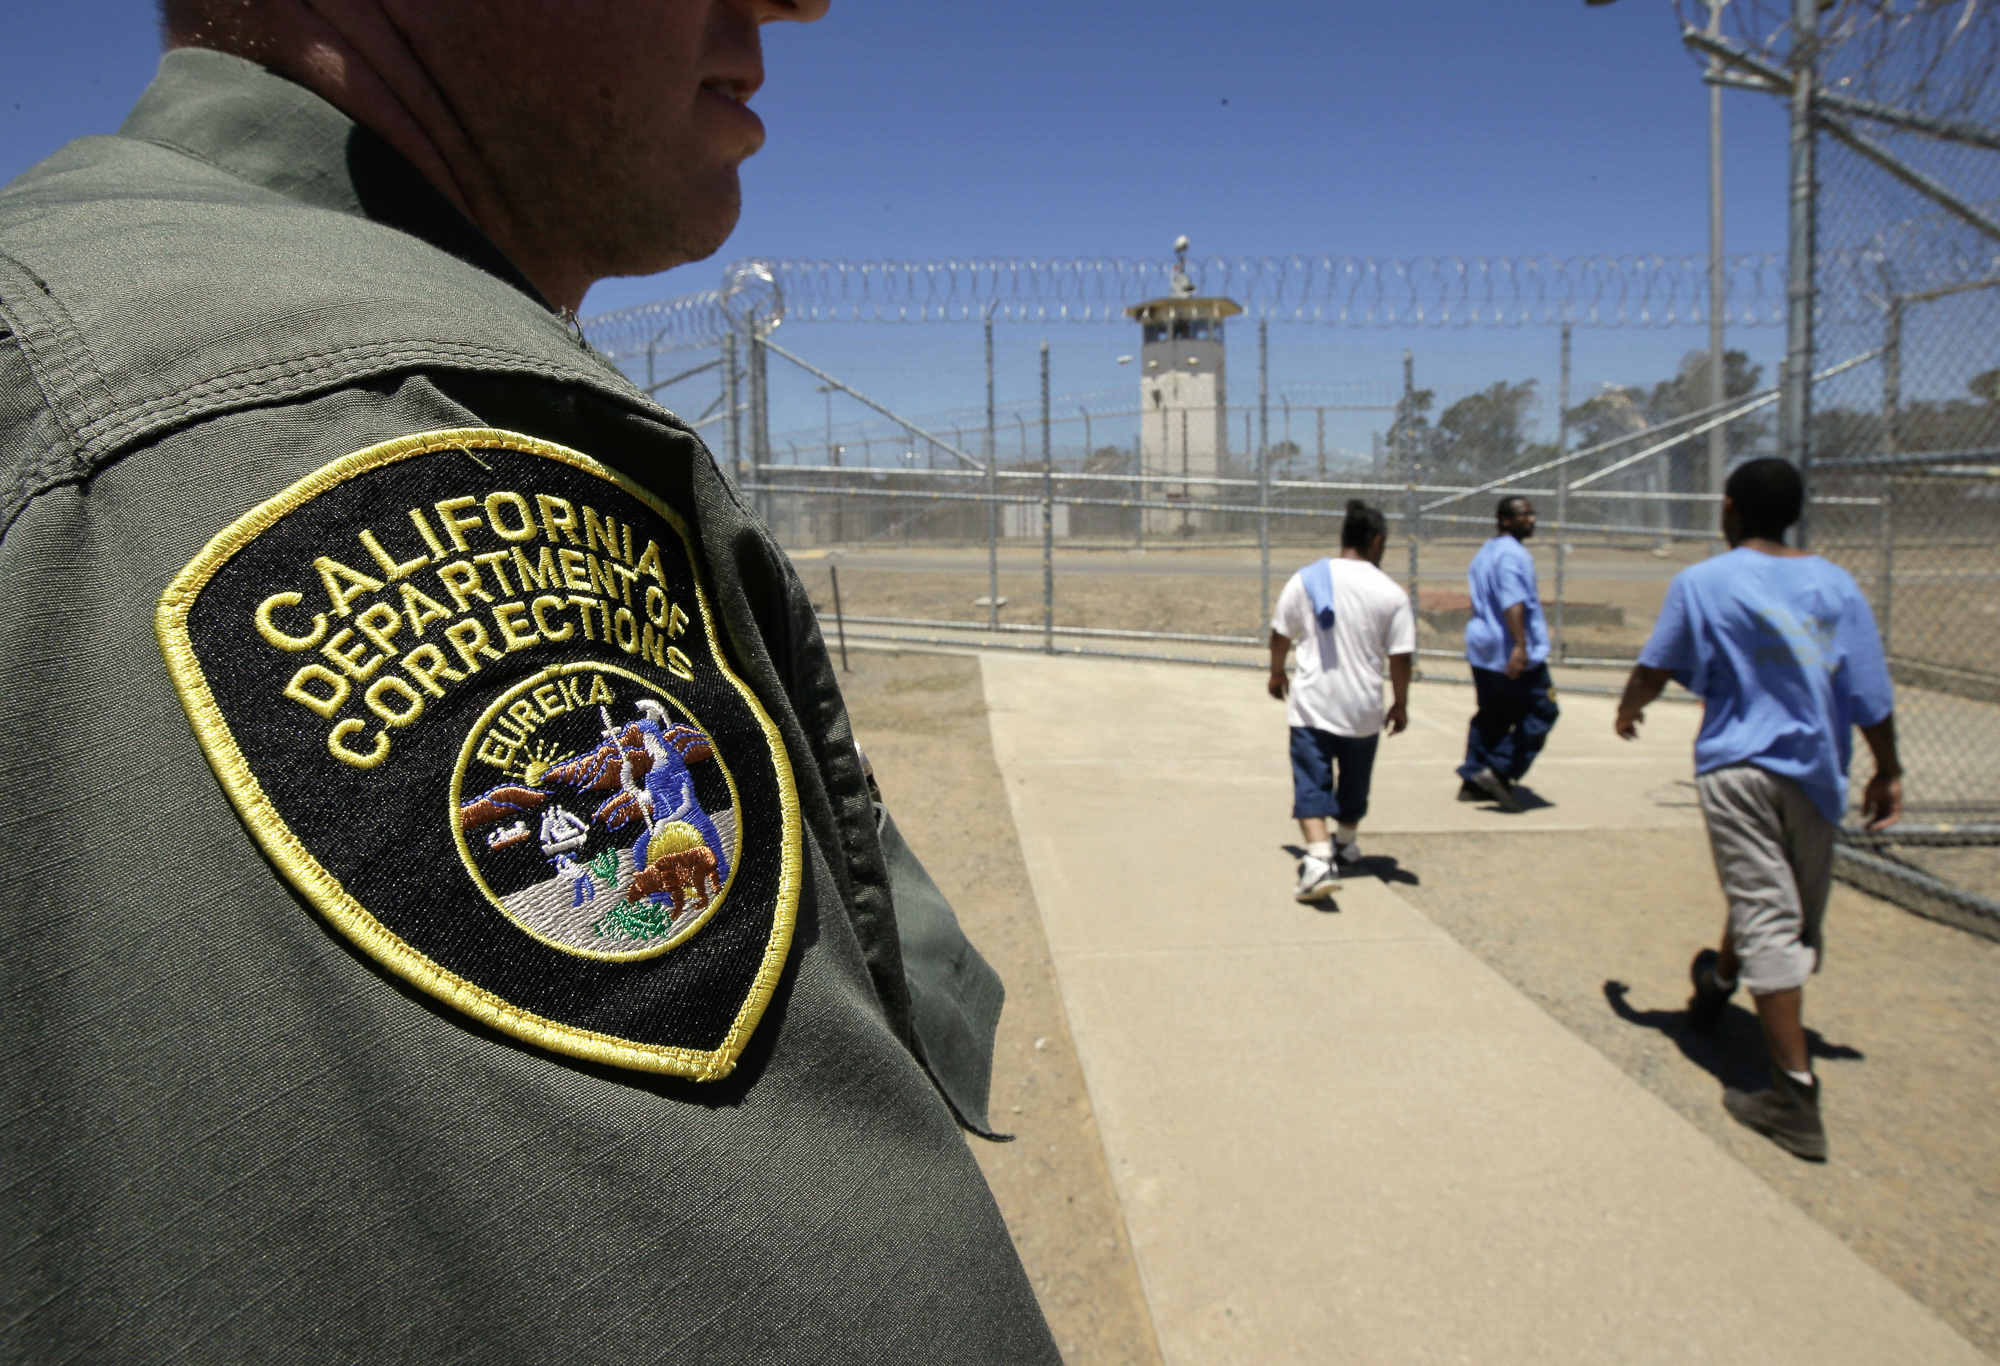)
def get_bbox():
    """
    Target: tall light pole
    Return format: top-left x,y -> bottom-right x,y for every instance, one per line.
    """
1585,0 -> 1731,534
1706,0 -> 1729,537
818,383 -> 837,465
985,305 -> 999,631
